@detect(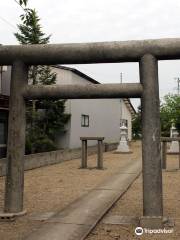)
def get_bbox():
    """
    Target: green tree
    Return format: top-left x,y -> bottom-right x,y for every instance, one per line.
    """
15,3 -> 70,154
160,94 -> 180,136
15,0 -> 28,7
18,0 -> 28,6
132,105 -> 142,139
132,94 -> 180,139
